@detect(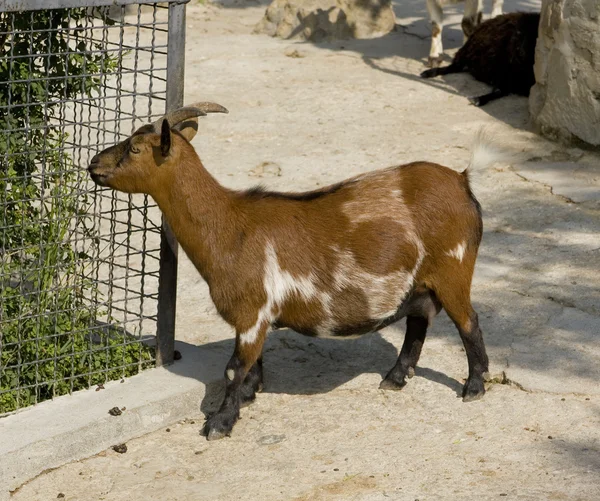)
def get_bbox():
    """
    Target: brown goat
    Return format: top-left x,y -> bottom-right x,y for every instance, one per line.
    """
88,103 -> 495,441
